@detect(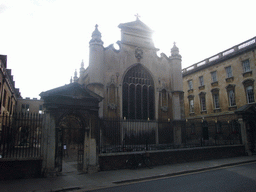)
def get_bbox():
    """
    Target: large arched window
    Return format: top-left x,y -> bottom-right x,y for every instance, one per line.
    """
123,64 -> 155,120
